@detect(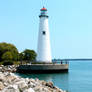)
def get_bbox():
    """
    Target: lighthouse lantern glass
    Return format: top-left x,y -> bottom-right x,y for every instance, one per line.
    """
41,11 -> 47,15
